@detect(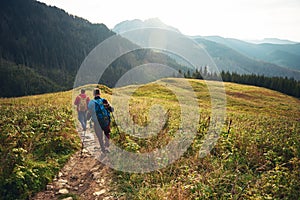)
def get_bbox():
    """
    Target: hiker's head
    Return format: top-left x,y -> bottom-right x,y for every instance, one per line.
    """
93,88 -> 101,96
80,89 -> 85,94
